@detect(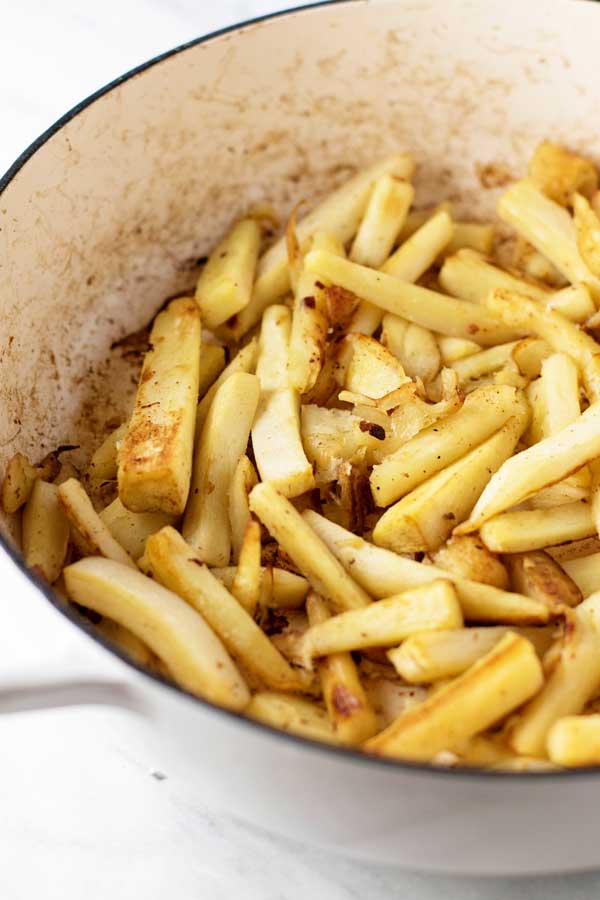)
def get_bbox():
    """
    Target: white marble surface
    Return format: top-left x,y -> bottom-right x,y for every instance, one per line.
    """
3,1 -> 600,897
